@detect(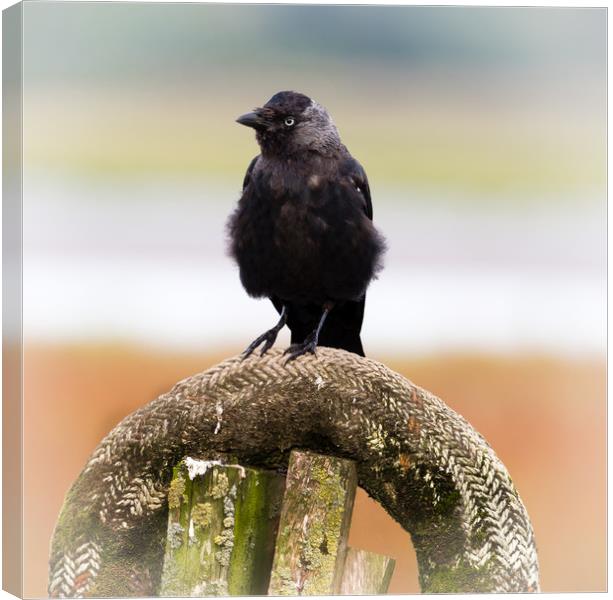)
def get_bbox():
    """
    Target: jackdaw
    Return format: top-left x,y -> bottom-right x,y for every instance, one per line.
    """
227,91 -> 386,361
